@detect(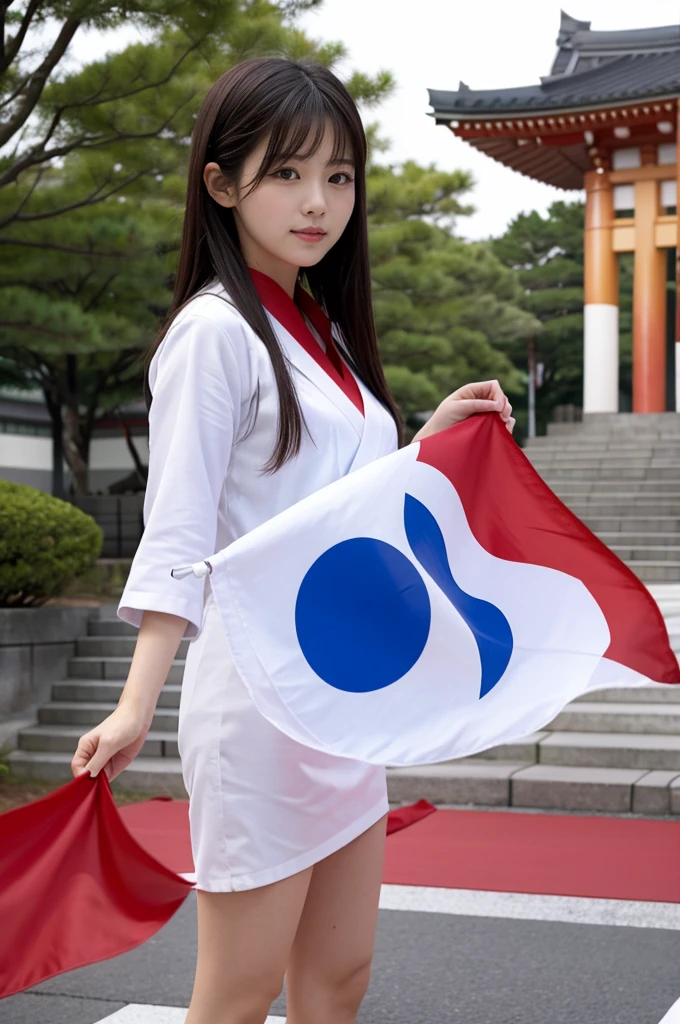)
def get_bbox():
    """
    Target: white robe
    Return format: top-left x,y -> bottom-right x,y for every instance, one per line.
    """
118,281 -> 398,890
